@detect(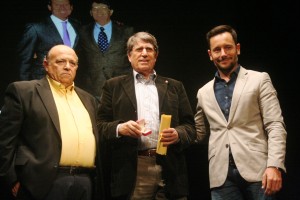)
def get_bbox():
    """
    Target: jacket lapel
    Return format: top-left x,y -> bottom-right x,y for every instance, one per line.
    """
76,88 -> 98,138
46,17 -> 64,44
155,76 -> 168,111
36,77 -> 61,135
121,74 -> 137,110
228,66 -> 248,122
69,19 -> 80,47
89,23 -> 100,50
